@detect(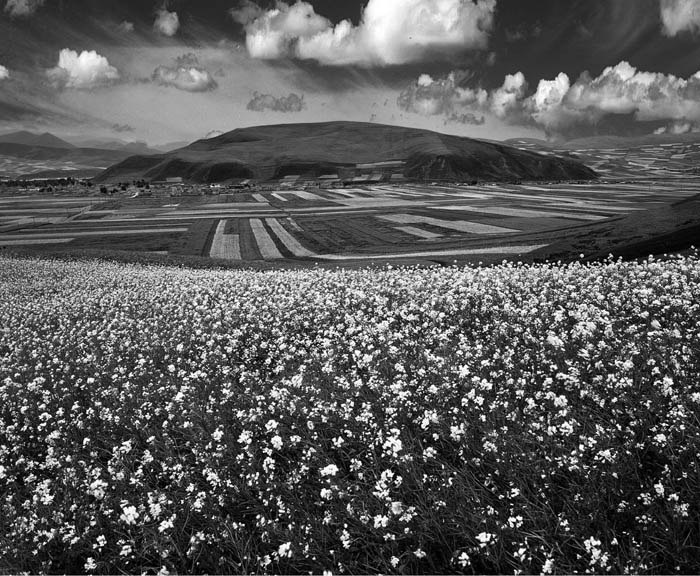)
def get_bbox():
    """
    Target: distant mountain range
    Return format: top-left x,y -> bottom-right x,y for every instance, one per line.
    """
0,131 -> 174,179
96,121 -> 597,184
70,138 -> 190,155
0,131 -> 76,149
